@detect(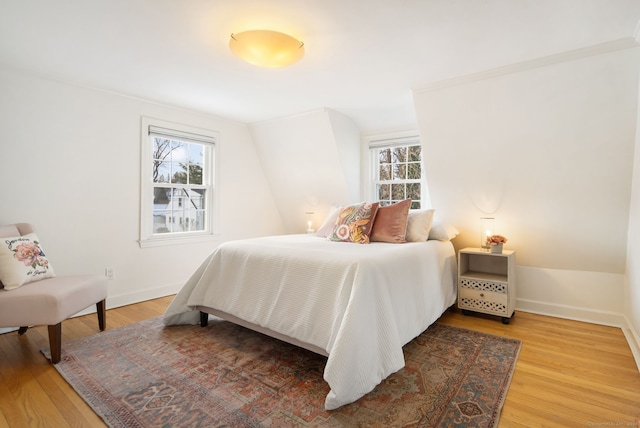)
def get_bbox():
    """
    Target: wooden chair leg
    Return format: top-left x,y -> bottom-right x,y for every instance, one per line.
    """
18,326 -> 29,335
96,299 -> 106,331
48,323 -> 62,364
